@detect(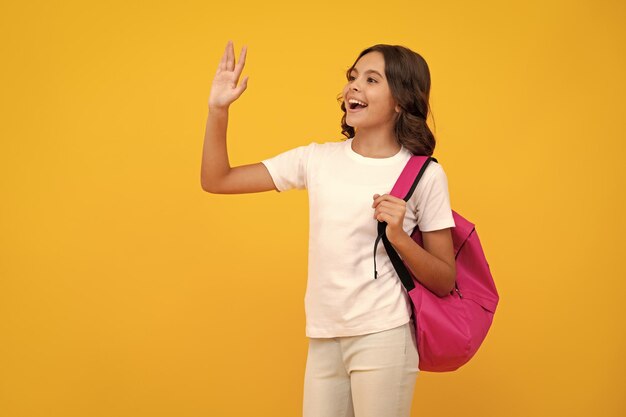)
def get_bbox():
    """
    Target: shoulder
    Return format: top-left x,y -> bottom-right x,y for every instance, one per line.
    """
420,160 -> 449,188
262,139 -> 344,167
410,159 -> 451,207
410,159 -> 455,229
291,138 -> 344,152
301,138 -> 346,159
311,138 -> 346,151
